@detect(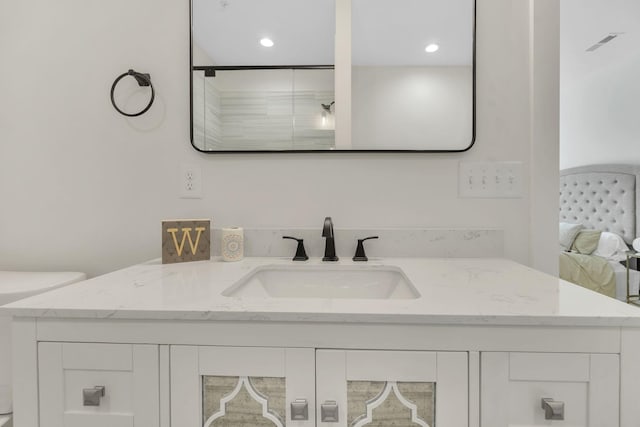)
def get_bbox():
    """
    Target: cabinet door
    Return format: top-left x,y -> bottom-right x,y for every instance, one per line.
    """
171,346 -> 315,427
481,352 -> 619,426
316,350 -> 468,427
38,342 -> 159,427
